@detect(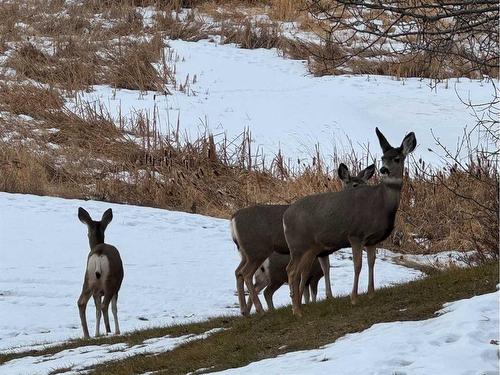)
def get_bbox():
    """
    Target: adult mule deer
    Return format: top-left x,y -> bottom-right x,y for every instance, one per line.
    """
231,163 -> 375,315
284,128 -> 416,317
77,207 -> 124,338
